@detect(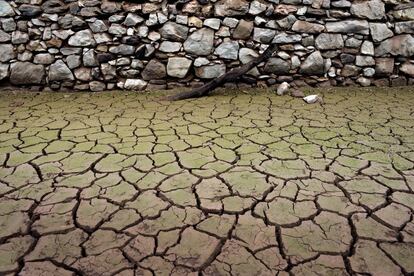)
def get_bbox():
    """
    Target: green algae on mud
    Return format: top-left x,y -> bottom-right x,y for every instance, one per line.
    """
0,86 -> 414,275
